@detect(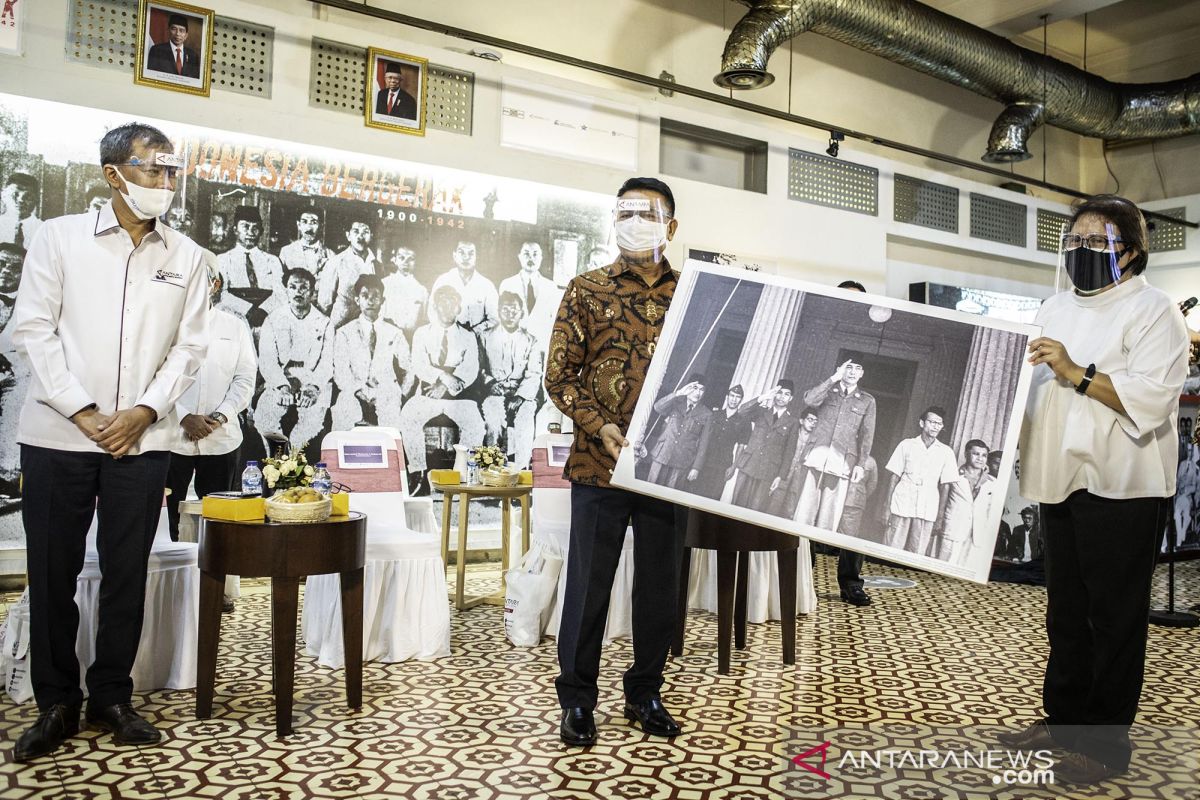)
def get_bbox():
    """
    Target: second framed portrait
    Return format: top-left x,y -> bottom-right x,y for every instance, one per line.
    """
134,0 -> 214,96
364,47 -> 428,136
